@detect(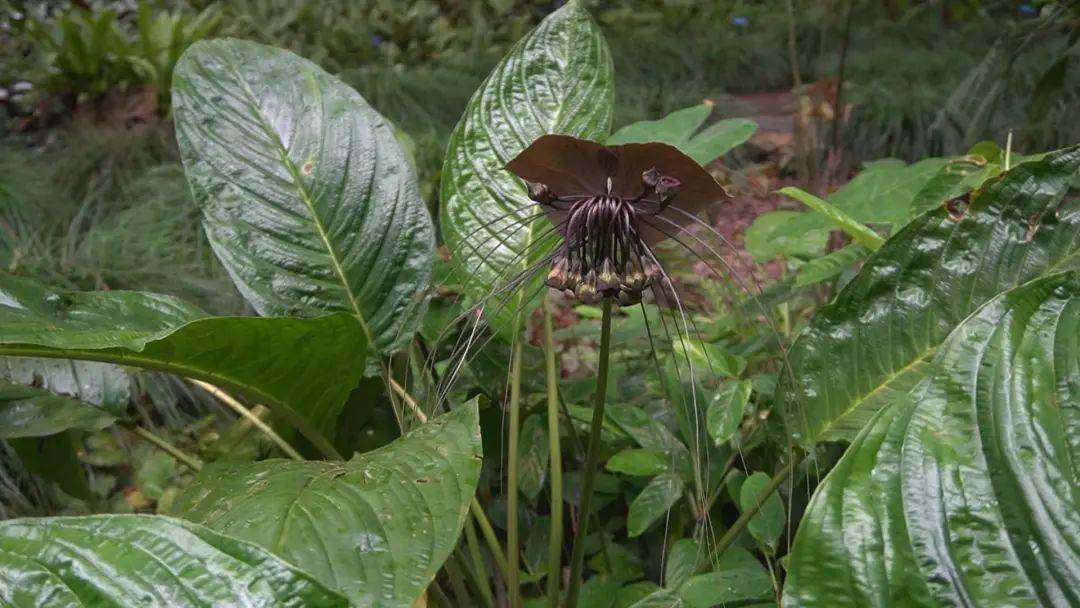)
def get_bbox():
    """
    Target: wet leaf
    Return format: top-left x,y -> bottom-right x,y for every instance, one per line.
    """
781,145 -> 1080,446
705,379 -> 751,445
440,0 -> 613,333
0,514 -> 347,607
174,39 -> 433,354
0,273 -> 366,453
0,358 -> 127,438
174,401 -> 482,608
785,271 -> 1080,607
